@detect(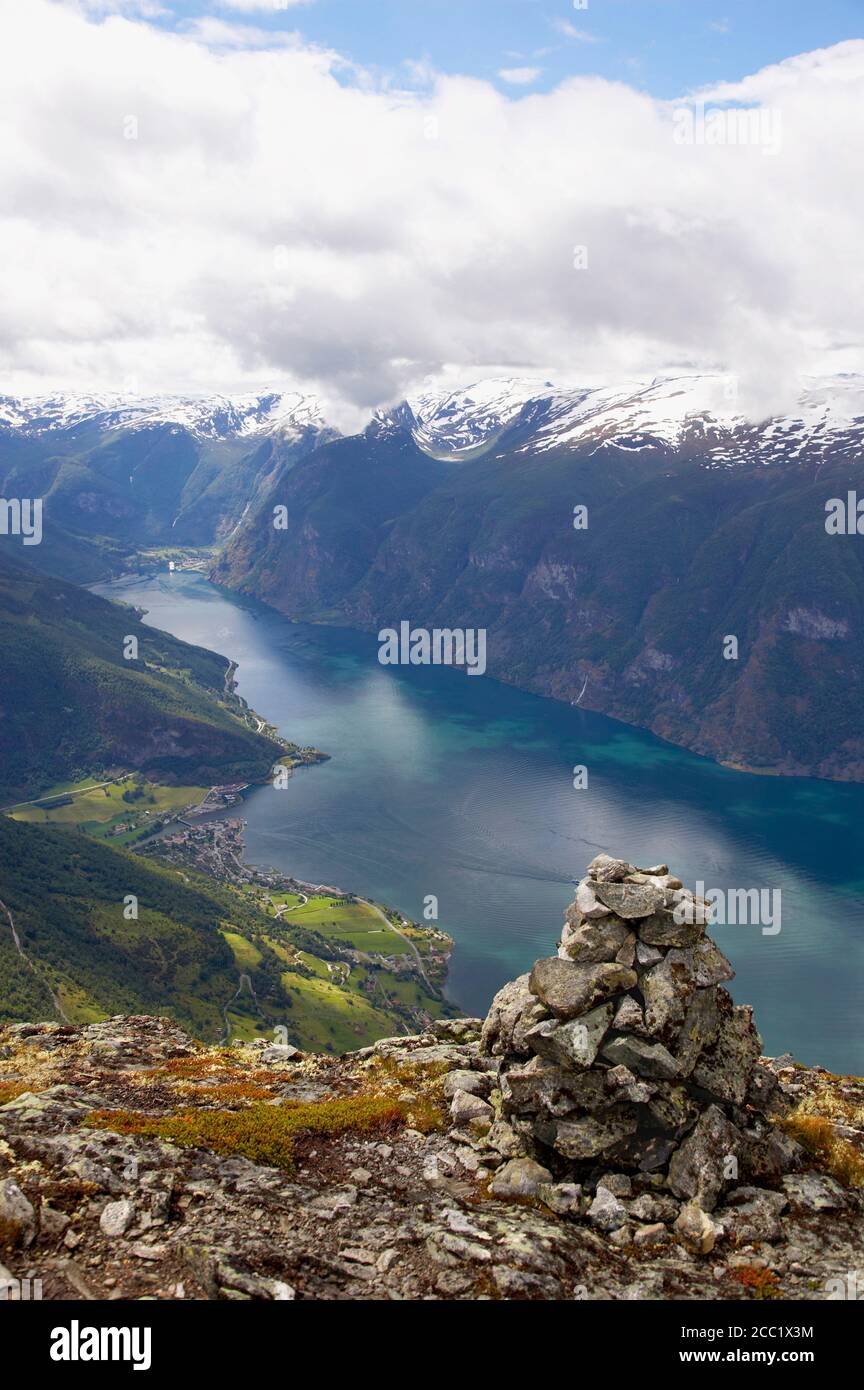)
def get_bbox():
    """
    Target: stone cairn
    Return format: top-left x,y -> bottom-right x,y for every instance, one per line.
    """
460,854 -> 798,1250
